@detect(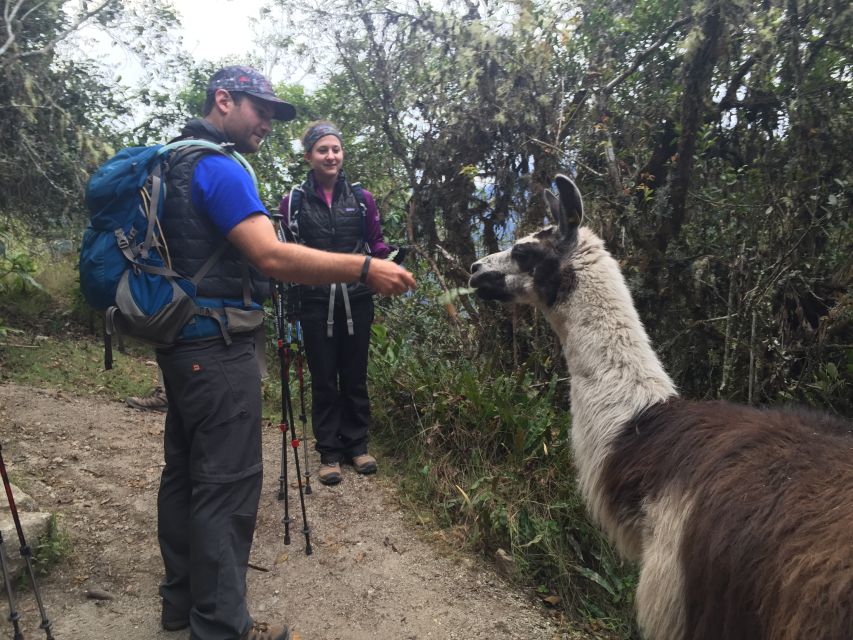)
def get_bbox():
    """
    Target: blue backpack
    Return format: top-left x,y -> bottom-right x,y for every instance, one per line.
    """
79,139 -> 257,346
